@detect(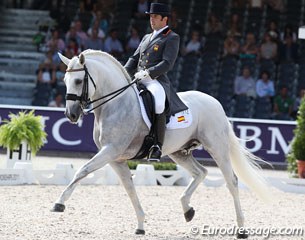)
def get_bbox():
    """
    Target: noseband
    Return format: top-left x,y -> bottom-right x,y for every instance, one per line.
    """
65,65 -> 137,114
